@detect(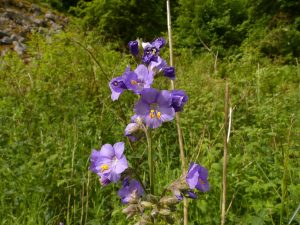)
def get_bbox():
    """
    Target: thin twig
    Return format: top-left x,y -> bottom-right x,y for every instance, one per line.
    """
68,38 -> 110,82
221,80 -> 229,225
167,1 -> 188,224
